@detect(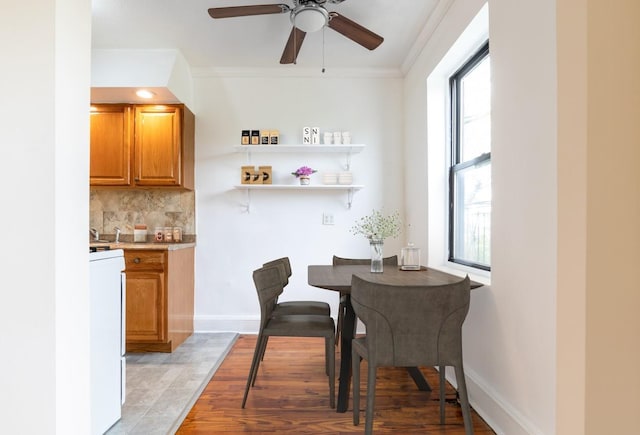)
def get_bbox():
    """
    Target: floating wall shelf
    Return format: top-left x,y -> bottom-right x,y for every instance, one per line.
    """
233,184 -> 364,212
233,144 -> 365,170
233,144 -> 366,212
233,144 -> 365,153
